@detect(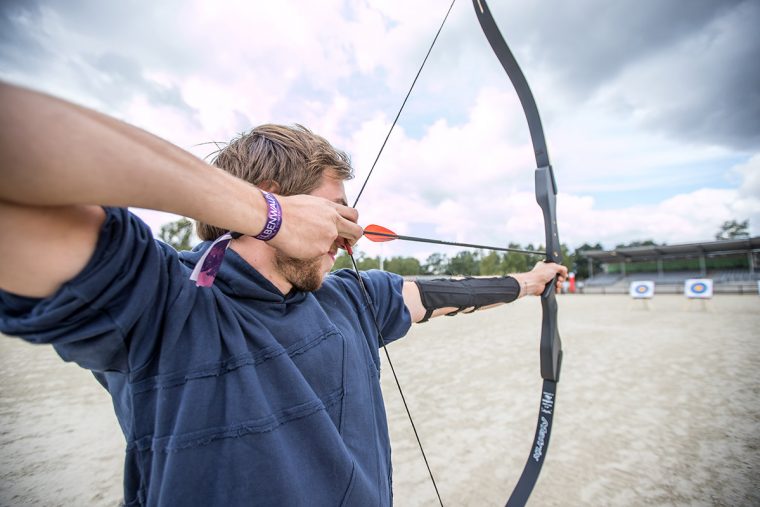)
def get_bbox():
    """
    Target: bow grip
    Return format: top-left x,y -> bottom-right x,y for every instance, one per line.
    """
536,164 -> 562,382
